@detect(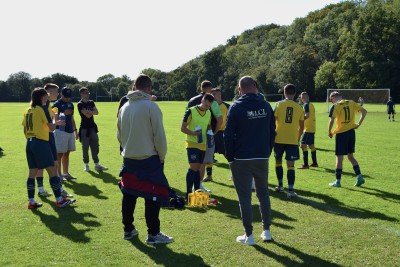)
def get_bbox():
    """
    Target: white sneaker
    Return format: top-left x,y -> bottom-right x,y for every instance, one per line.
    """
84,165 -> 90,171
200,183 -> 212,193
95,164 -> 108,171
260,230 -> 272,241
287,191 -> 298,199
236,234 -> 255,245
146,232 -> 174,244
